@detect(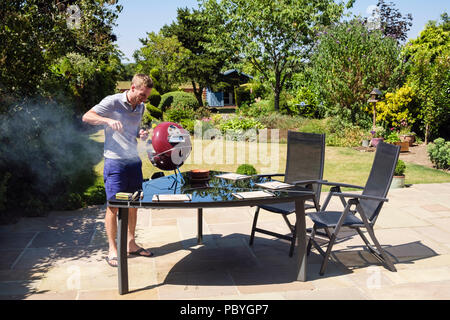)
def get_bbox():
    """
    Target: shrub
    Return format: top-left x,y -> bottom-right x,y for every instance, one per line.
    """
145,103 -> 163,119
309,18 -> 403,125
84,184 -> 106,206
394,159 -> 406,176
163,105 -> 195,124
0,100 -> 104,221
256,113 -> 305,129
236,164 -> 257,175
298,118 -> 327,134
159,91 -> 199,112
180,118 -> 196,134
210,113 -> 224,126
238,99 -> 274,117
148,88 -> 161,107
427,138 -> 450,169
219,116 -> 265,140
255,115 -> 367,147
235,82 -> 267,107
197,119 -> 216,137
318,117 -> 366,147
375,84 -> 419,128
385,131 -> 401,143
141,110 -> 156,129
326,126 -> 366,147
291,86 -> 322,118
194,106 -> 212,120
